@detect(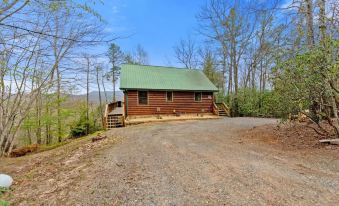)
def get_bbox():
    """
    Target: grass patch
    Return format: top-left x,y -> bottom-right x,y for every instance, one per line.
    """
0,187 -> 10,195
0,187 -> 9,206
0,199 -> 8,206
38,141 -> 69,152
7,130 -> 107,159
